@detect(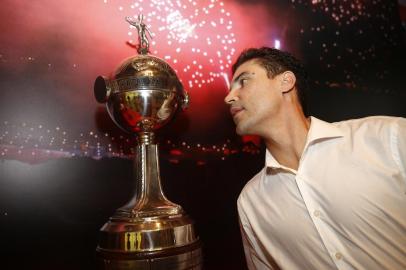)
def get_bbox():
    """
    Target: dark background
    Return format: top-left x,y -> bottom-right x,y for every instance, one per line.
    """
1,0 -> 405,269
